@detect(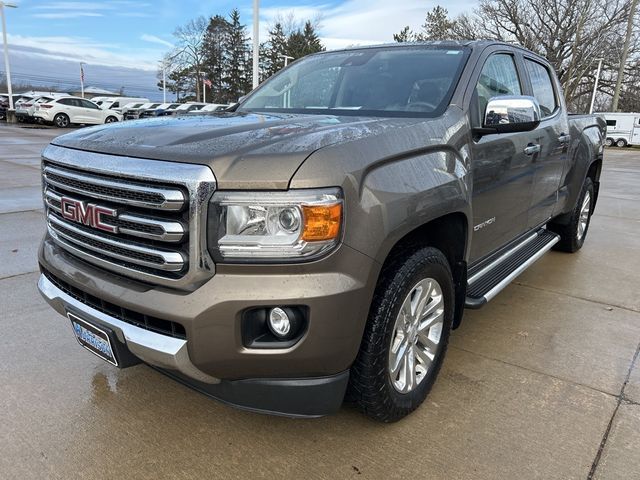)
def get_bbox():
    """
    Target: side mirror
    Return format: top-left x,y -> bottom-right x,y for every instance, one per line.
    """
480,95 -> 541,134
